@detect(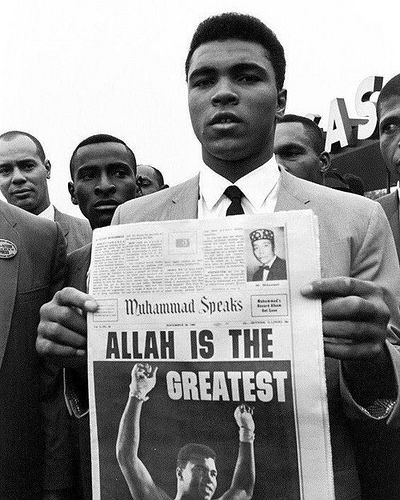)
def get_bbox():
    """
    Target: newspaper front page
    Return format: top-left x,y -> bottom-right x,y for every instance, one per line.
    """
88,210 -> 334,499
